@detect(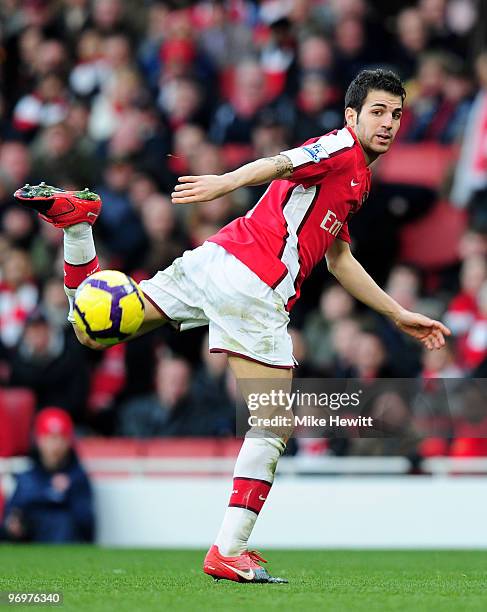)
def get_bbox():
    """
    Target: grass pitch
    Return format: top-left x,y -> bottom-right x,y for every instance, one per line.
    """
0,547 -> 486,611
